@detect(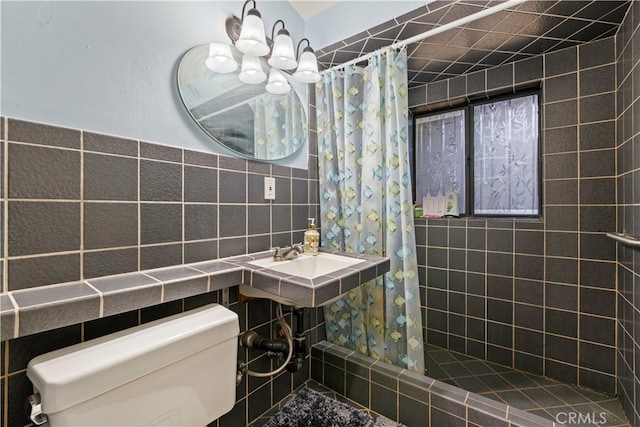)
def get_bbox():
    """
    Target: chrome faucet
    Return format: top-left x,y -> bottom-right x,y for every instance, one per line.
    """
273,243 -> 304,261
